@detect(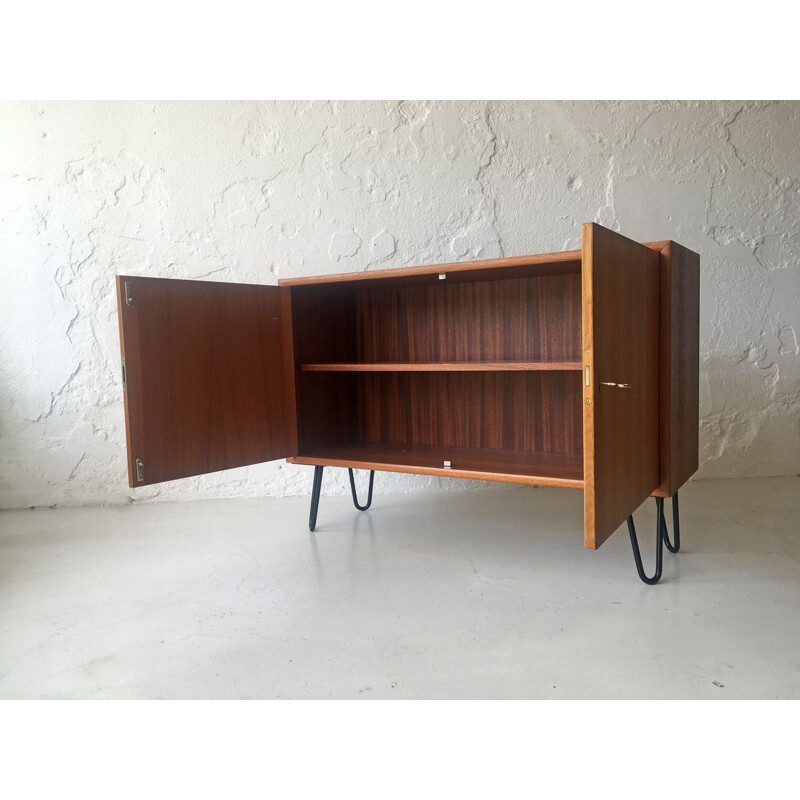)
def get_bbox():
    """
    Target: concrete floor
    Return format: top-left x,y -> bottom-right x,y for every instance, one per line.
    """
1,476 -> 798,699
